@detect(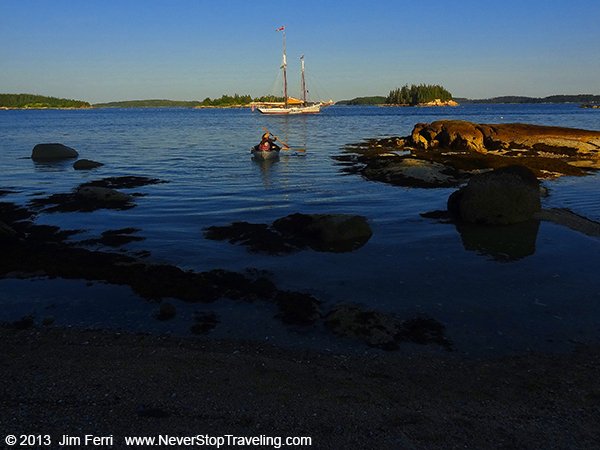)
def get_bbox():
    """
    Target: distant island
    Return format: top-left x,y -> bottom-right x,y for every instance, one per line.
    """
0,93 -> 90,109
337,84 -> 456,106
0,93 -> 284,109
455,94 -> 600,104
336,96 -> 387,106
339,92 -> 600,106
94,94 -> 284,108
4,91 -> 599,110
